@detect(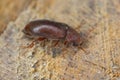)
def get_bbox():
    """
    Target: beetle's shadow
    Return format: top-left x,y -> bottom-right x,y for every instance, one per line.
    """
47,32 -> 93,58
22,32 -> 94,58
